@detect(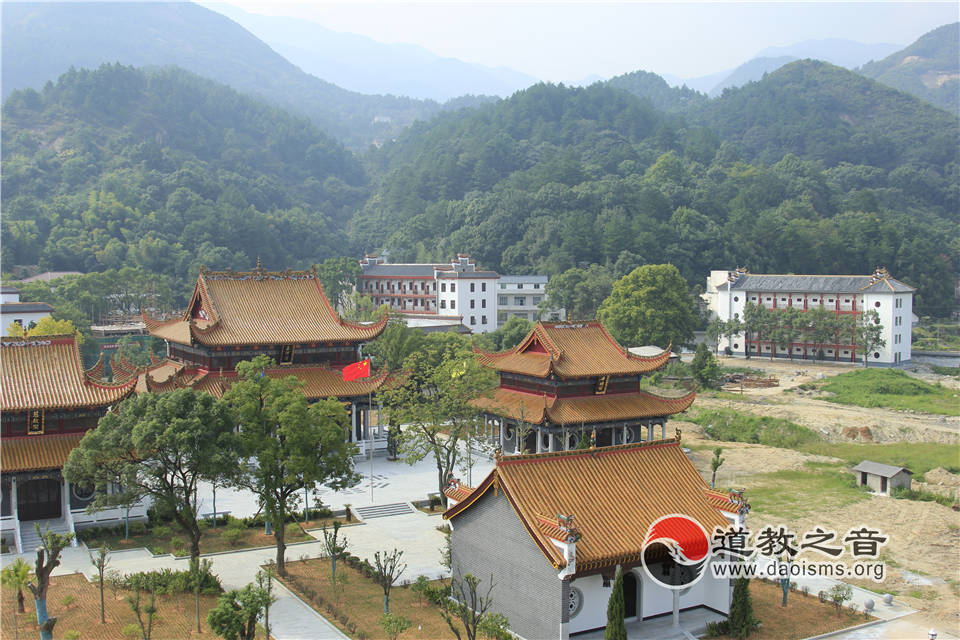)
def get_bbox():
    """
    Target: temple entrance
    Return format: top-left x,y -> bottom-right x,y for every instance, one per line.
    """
18,478 -> 61,521
624,571 -> 638,619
